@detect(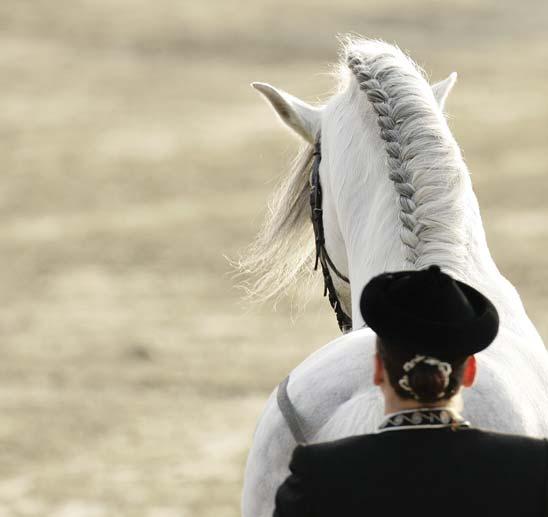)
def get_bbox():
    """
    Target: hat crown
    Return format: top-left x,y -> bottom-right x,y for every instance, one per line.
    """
389,265 -> 476,324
